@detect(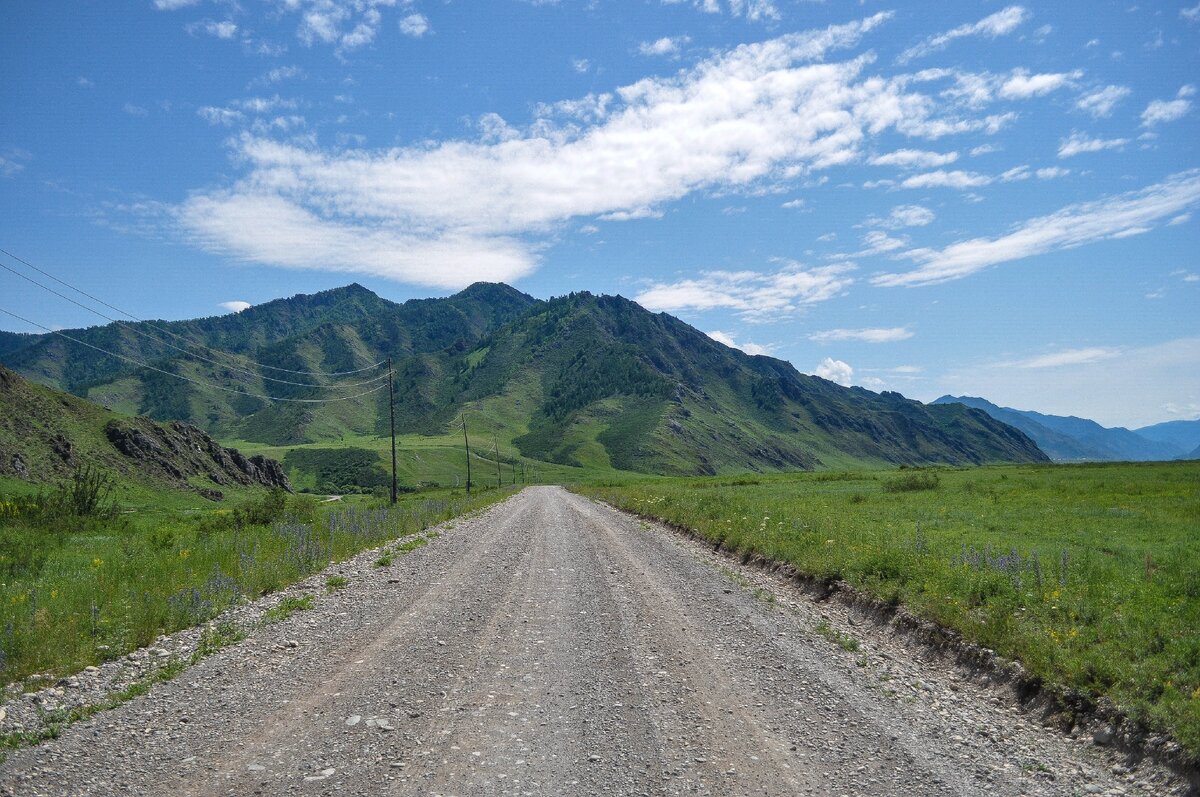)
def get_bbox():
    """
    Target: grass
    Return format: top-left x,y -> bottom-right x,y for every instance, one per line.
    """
575,461 -> 1200,762
815,619 -> 860,652
325,575 -> 349,592
0,483 -> 516,687
262,594 -> 315,624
